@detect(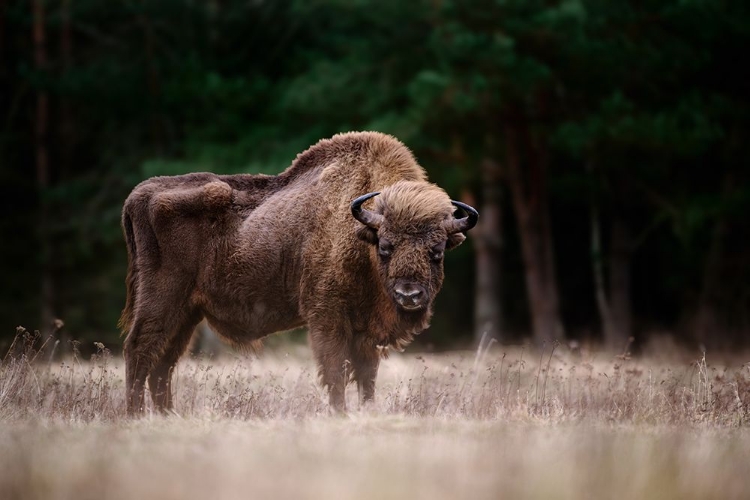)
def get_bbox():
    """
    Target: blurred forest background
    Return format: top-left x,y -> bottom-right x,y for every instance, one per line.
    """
1,0 -> 748,355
